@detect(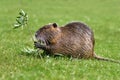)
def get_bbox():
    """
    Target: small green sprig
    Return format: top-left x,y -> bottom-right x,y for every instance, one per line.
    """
13,10 -> 44,58
14,9 -> 28,29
